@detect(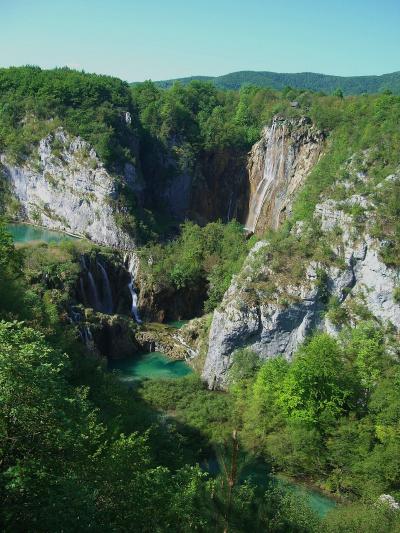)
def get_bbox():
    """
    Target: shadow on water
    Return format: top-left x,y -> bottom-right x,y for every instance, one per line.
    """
110,351 -> 337,519
202,452 -> 336,518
